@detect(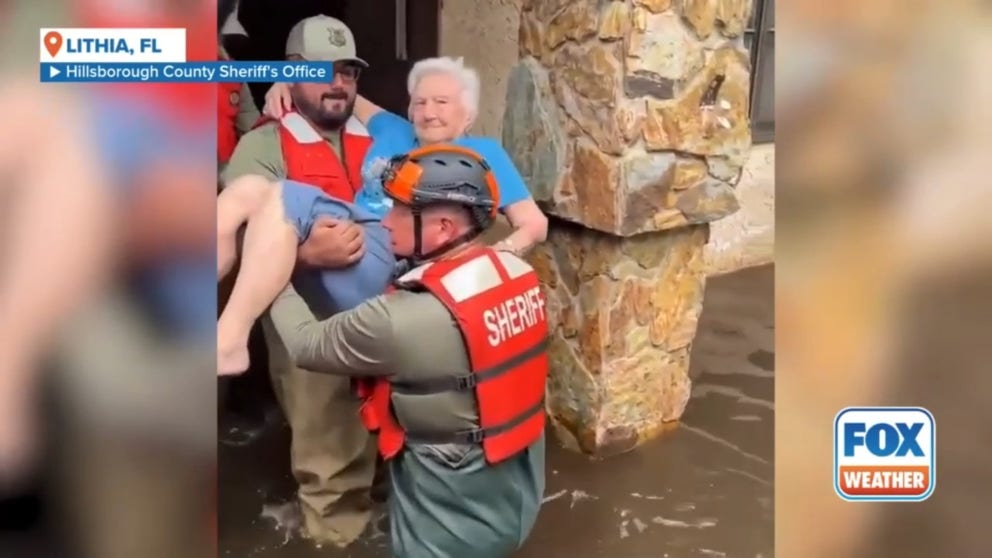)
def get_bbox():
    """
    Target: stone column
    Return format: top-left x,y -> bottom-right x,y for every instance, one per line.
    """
503,0 -> 752,456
